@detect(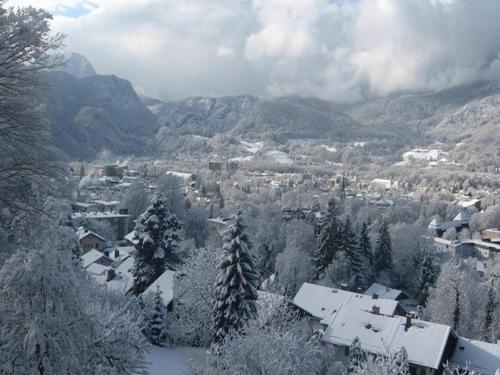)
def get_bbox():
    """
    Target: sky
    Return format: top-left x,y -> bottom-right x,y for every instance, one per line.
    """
8,0 -> 500,101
